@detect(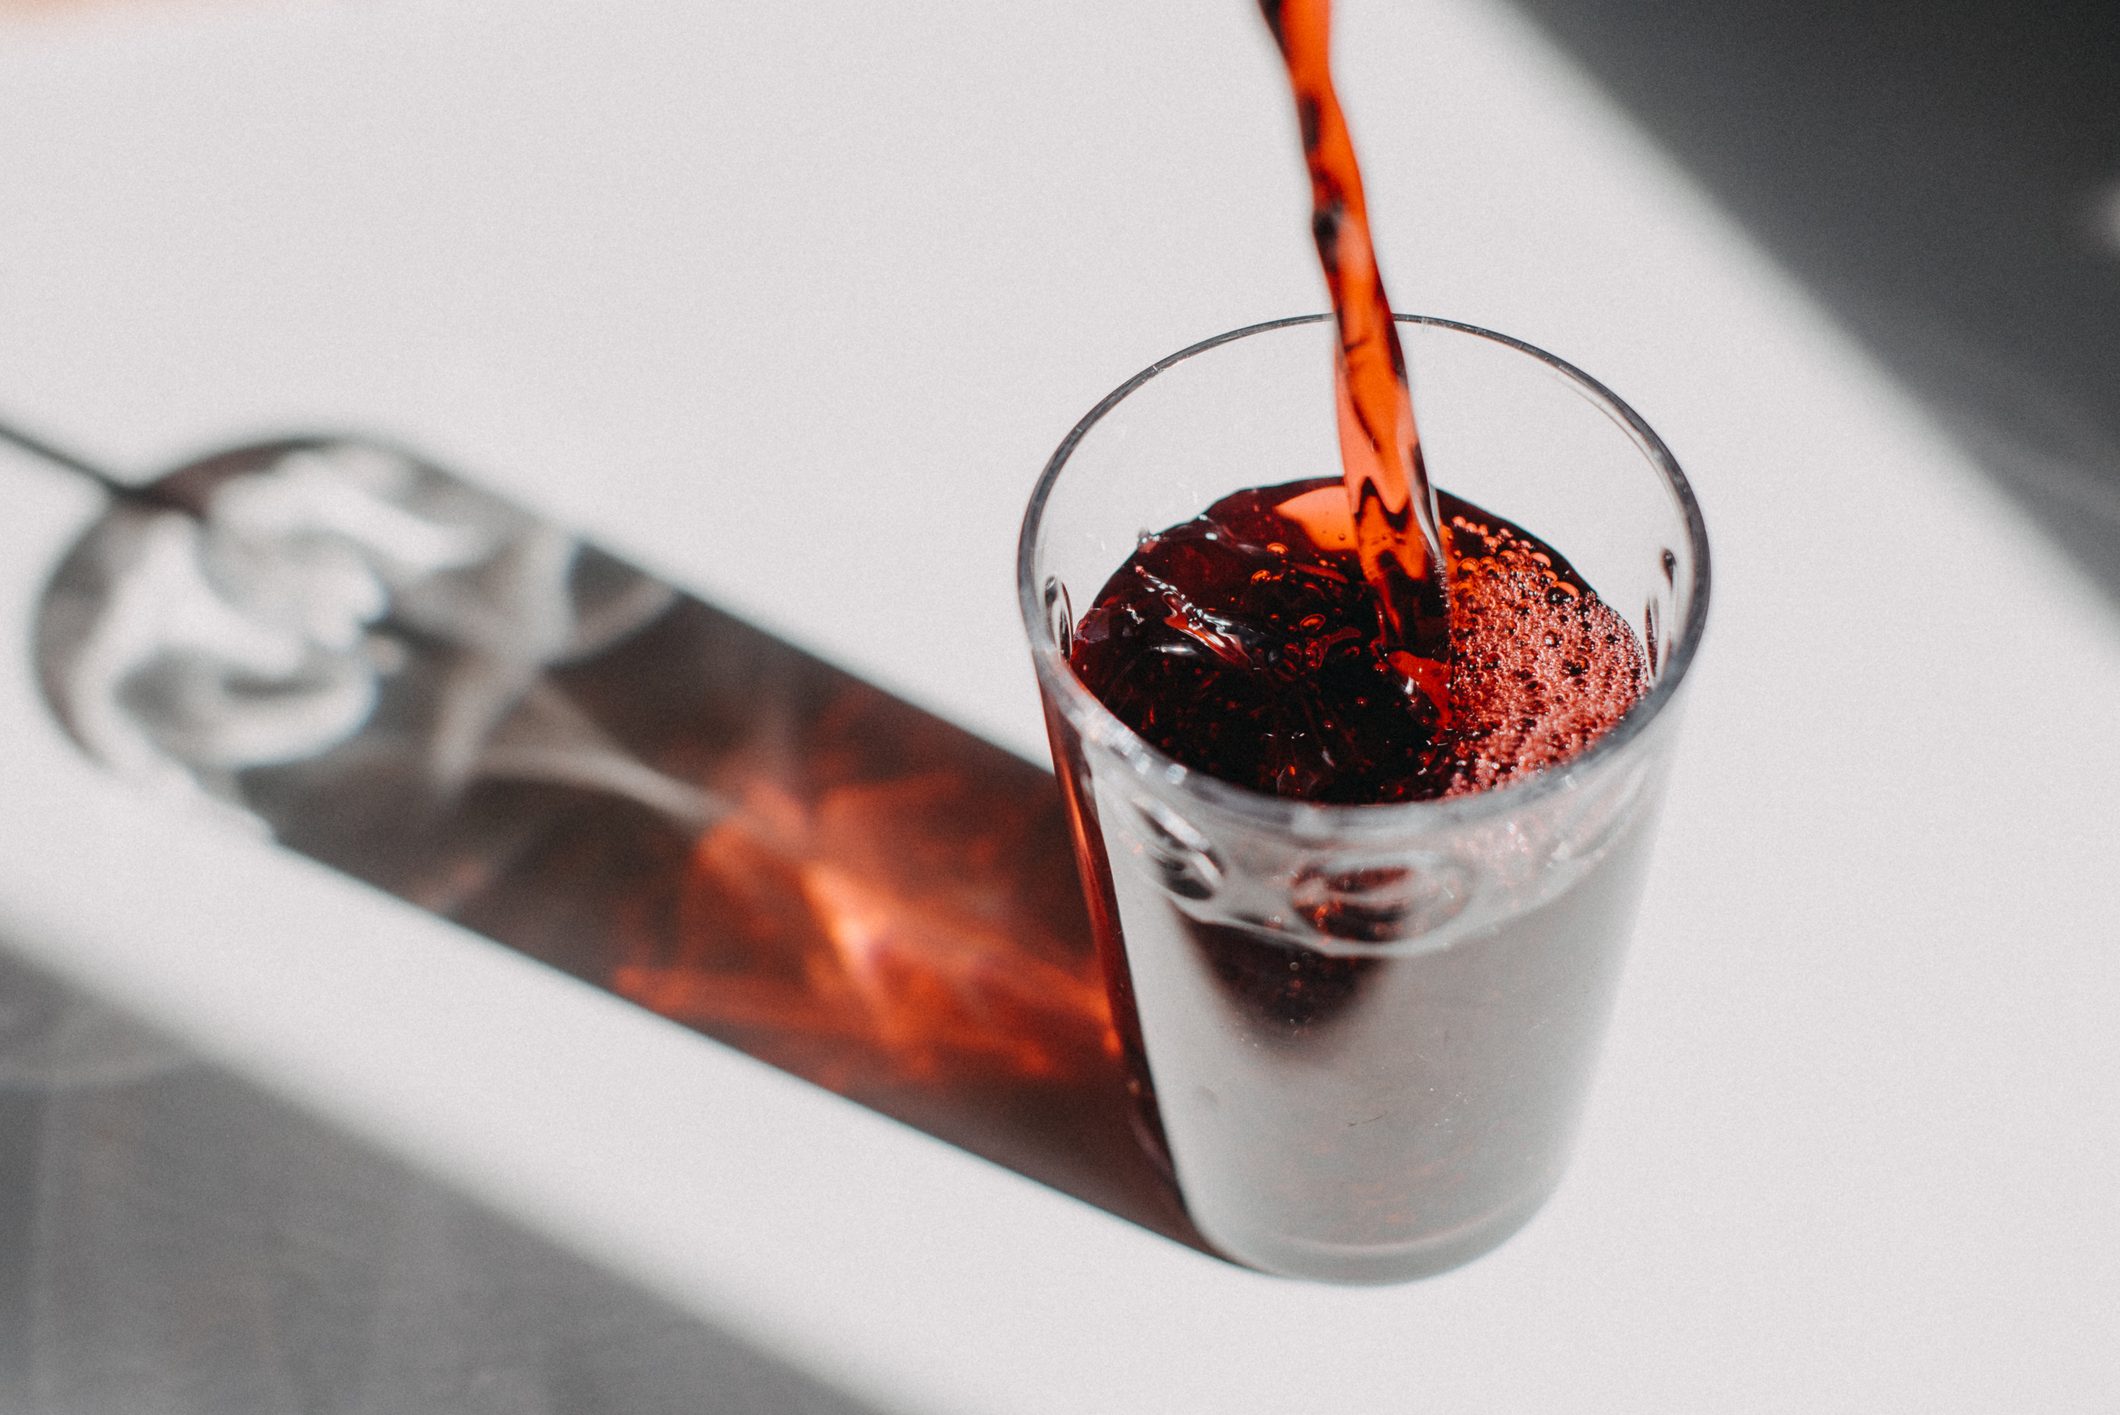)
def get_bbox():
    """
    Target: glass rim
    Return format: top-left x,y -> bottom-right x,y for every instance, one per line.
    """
1016,312 -> 1712,832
